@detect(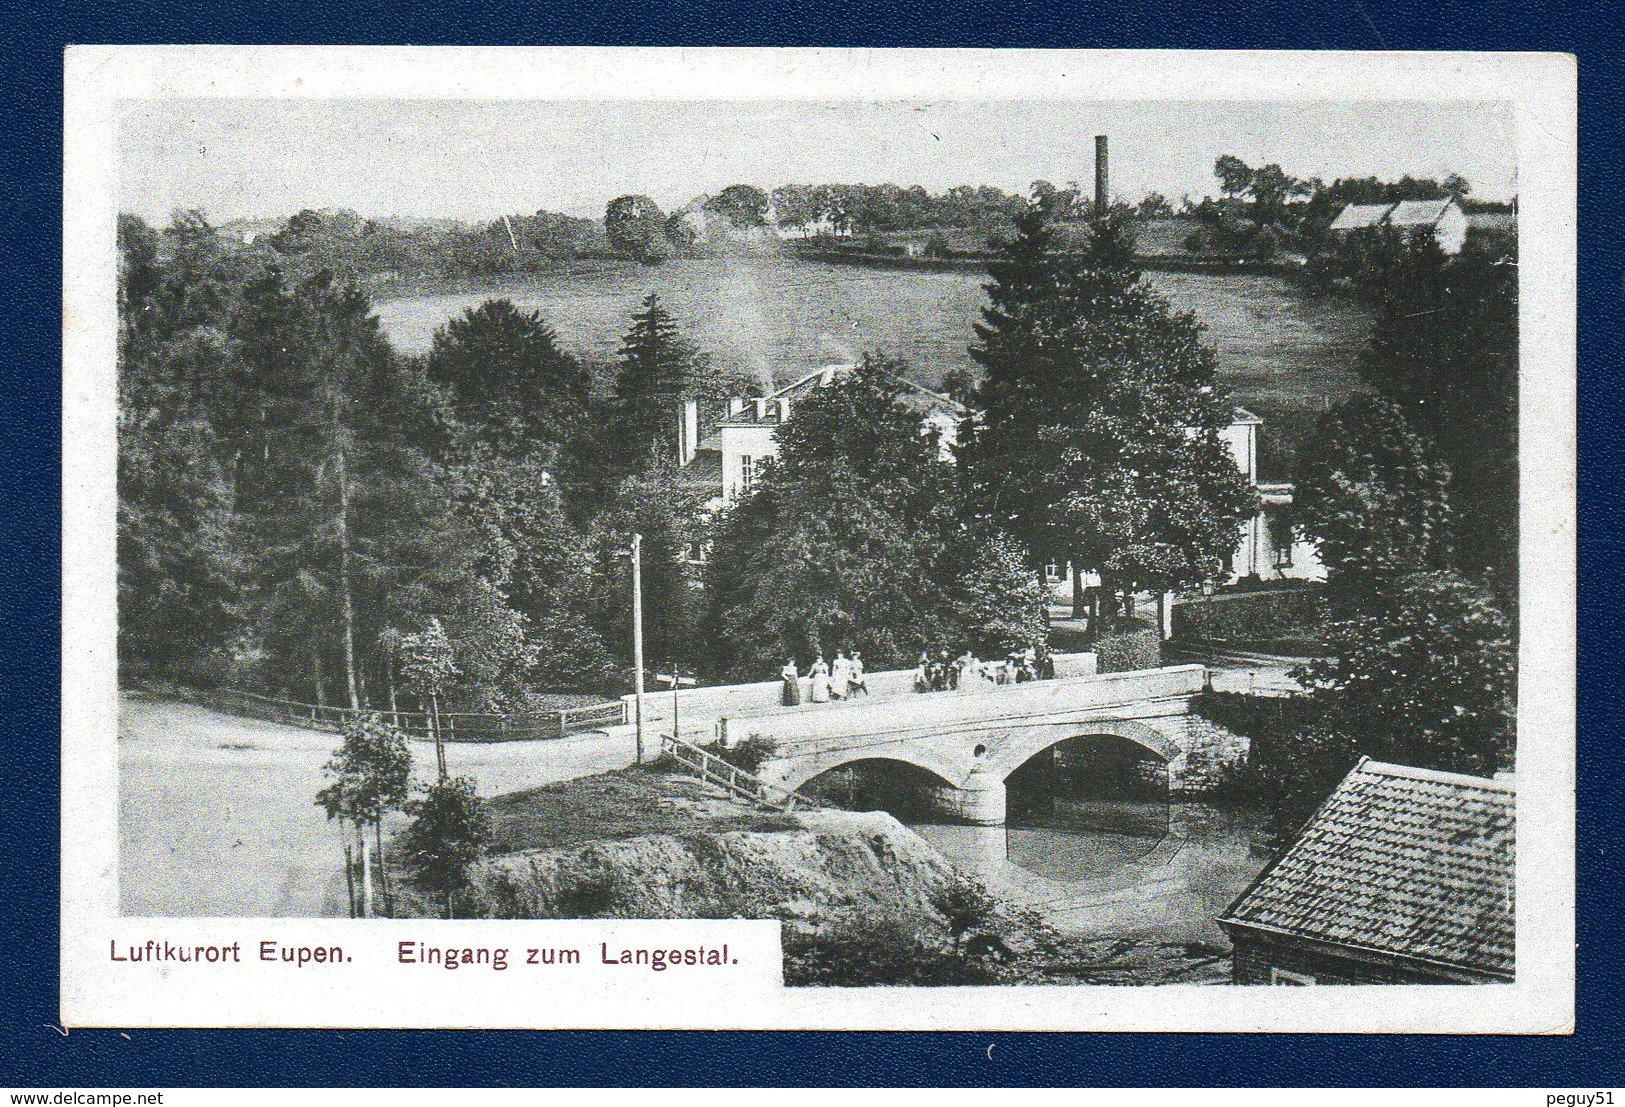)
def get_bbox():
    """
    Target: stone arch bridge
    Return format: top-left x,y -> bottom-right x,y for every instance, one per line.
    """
697,665 -> 1243,825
